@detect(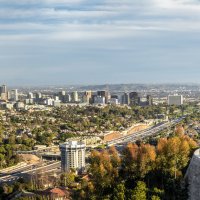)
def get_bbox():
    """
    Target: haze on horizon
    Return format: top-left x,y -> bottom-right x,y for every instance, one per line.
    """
1,0 -> 200,86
